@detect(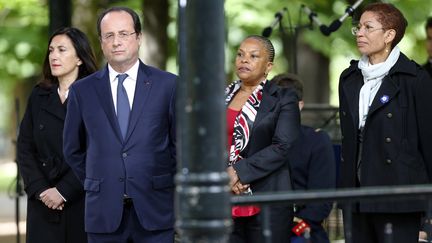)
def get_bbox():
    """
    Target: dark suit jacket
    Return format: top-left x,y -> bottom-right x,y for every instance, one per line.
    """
63,61 -> 177,233
422,61 -> 432,77
289,126 -> 336,222
338,53 -> 432,212
289,126 -> 335,243
17,85 -> 86,242
233,81 -> 300,194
